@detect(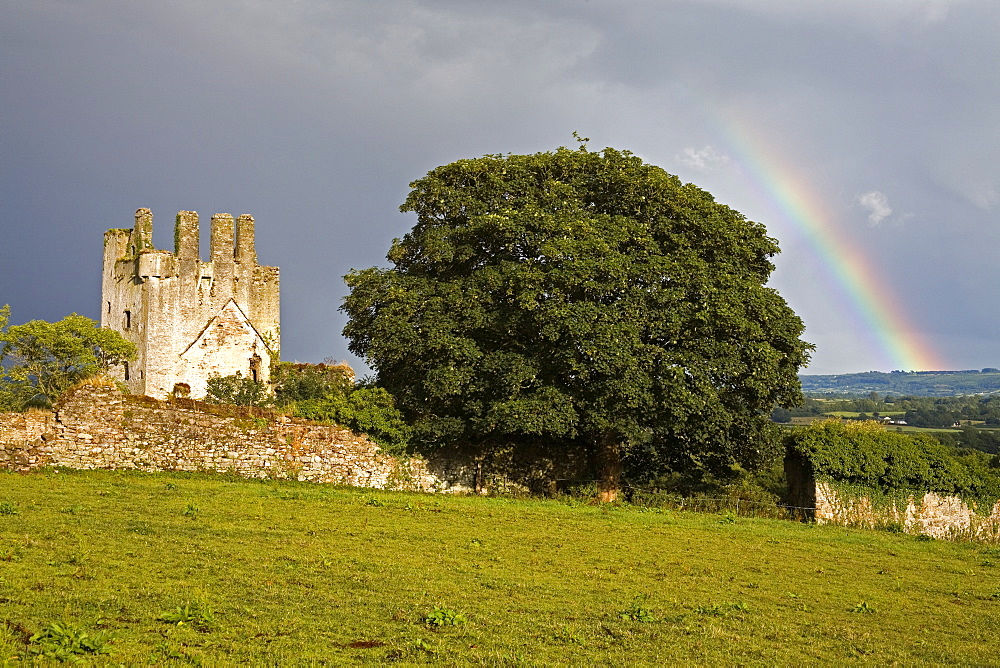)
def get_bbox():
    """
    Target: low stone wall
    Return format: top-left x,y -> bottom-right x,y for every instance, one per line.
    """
814,482 -> 1000,541
0,409 -> 56,472
0,382 -> 589,494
